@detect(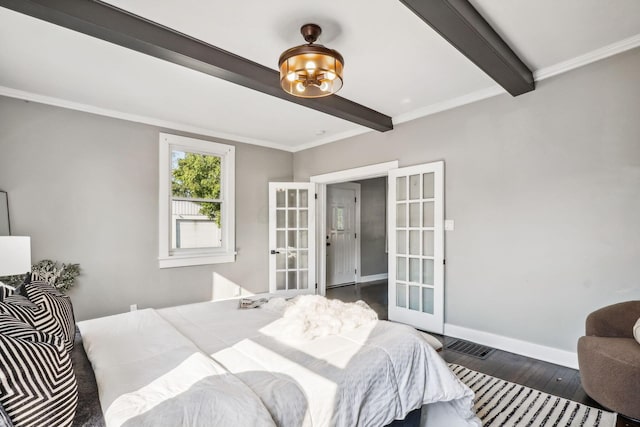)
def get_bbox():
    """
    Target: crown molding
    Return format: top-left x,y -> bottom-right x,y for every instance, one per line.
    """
534,34 -> 640,81
0,86 -> 294,152
392,36 -> 640,134
393,85 -> 505,125
1,37 -> 637,153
